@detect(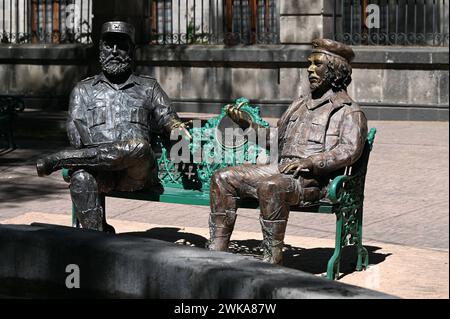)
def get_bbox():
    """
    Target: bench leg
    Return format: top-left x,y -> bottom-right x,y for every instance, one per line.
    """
356,208 -> 369,271
326,213 -> 344,280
